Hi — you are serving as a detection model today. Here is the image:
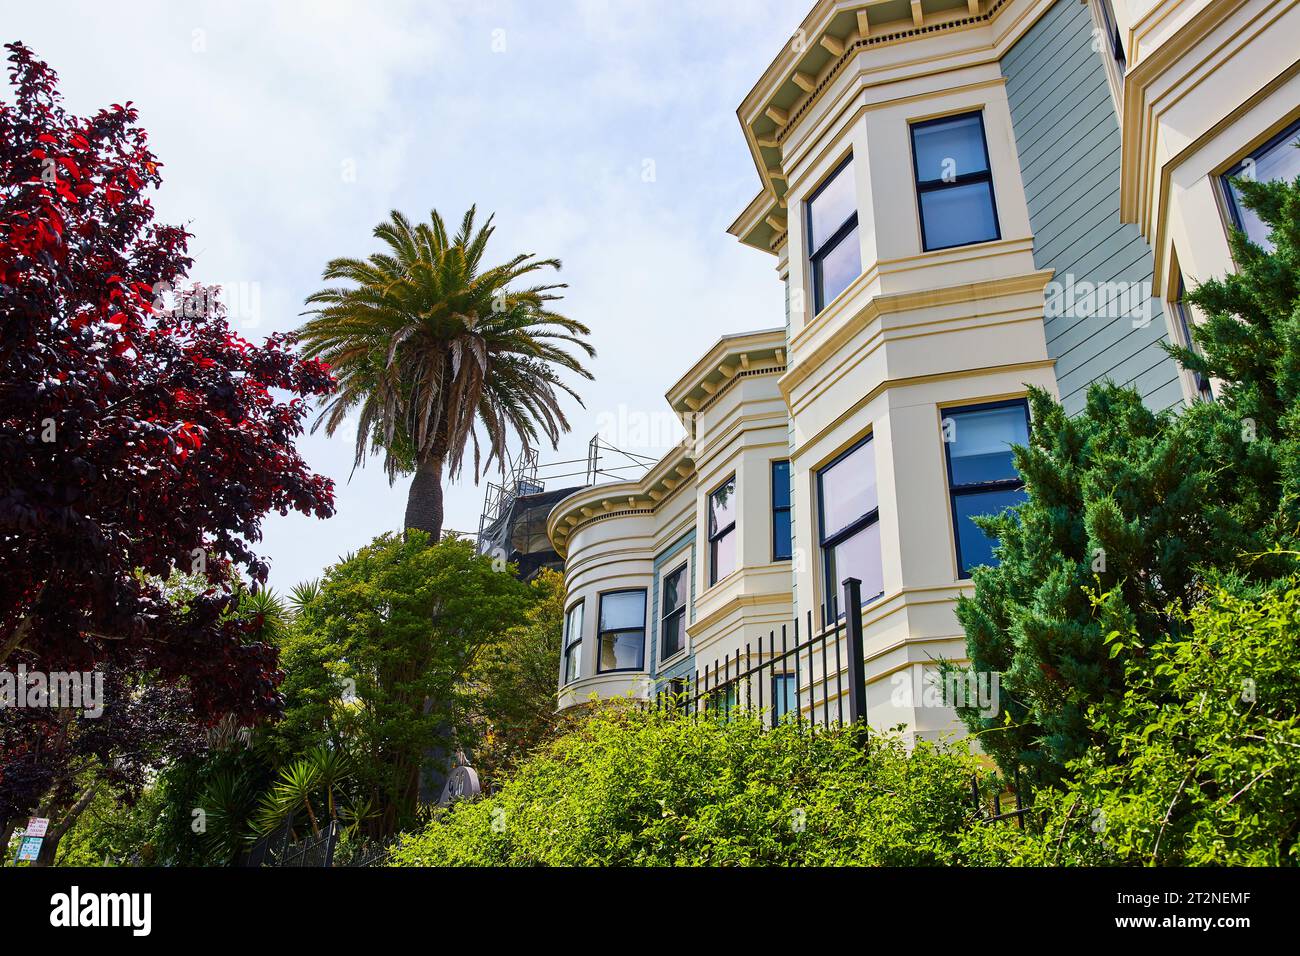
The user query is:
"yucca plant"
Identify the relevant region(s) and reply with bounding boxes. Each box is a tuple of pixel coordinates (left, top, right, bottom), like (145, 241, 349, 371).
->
(297, 207, 595, 537)
(198, 768, 260, 866)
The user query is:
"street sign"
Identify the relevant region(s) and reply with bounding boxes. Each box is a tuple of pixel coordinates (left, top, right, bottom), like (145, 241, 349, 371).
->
(16, 836, 42, 862)
(25, 817, 49, 838)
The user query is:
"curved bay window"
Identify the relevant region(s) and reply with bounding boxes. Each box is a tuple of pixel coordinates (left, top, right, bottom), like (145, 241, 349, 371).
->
(942, 400, 1030, 578)
(562, 600, 584, 685)
(597, 589, 646, 673)
(817, 435, 883, 617)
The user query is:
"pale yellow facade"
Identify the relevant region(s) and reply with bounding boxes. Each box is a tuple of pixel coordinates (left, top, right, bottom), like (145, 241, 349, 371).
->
(548, 0, 1299, 741)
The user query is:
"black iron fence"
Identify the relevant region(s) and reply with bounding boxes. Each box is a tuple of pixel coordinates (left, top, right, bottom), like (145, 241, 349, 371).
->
(245, 815, 338, 868)
(655, 577, 869, 731)
(655, 576, 1032, 828)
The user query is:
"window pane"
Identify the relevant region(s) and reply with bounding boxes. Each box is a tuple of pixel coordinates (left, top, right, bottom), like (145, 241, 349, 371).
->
(808, 158, 856, 250)
(945, 404, 1029, 486)
(774, 508, 792, 561)
(912, 115, 989, 184)
(564, 642, 582, 684)
(1228, 129, 1300, 250)
(709, 478, 736, 533)
(820, 439, 877, 539)
(772, 674, 797, 720)
(712, 529, 736, 582)
(919, 181, 998, 249)
(599, 631, 644, 671)
(662, 565, 686, 614)
(814, 224, 861, 309)
(600, 591, 644, 631)
(662, 609, 685, 658)
(772, 460, 791, 509)
(954, 487, 1027, 575)
(829, 520, 883, 604)
(564, 602, 584, 648)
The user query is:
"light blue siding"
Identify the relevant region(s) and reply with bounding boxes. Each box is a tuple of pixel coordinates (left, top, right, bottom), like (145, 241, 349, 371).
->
(1000, 0, 1182, 413)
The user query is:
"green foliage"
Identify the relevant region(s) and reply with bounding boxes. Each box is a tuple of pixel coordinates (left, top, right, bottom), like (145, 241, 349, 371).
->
(268, 532, 534, 833)
(461, 568, 573, 789)
(957, 167, 1300, 788)
(390, 706, 992, 866)
(966, 579, 1300, 866)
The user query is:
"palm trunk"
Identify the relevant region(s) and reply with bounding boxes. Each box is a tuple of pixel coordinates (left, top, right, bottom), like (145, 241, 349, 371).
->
(404, 457, 444, 540)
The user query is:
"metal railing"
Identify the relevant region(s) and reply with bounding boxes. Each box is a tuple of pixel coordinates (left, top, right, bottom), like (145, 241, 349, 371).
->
(655, 578, 869, 731)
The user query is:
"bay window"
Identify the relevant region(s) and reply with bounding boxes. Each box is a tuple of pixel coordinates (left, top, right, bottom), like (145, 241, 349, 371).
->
(942, 400, 1030, 578)
(1222, 119, 1300, 251)
(660, 563, 687, 660)
(597, 589, 646, 673)
(807, 156, 861, 313)
(772, 459, 792, 562)
(562, 600, 584, 685)
(817, 436, 883, 616)
(910, 112, 999, 251)
(708, 477, 737, 585)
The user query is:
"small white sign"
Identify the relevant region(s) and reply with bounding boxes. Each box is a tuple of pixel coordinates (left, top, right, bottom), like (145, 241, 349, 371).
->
(26, 817, 50, 837)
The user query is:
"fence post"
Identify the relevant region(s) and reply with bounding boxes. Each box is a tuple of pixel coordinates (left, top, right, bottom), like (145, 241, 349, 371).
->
(323, 818, 339, 867)
(841, 577, 867, 732)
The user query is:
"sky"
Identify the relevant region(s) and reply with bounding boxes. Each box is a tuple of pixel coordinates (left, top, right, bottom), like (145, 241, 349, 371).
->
(6, 0, 799, 590)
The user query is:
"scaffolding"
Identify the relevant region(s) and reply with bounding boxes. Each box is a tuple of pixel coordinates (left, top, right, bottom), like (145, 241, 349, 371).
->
(474, 436, 657, 578)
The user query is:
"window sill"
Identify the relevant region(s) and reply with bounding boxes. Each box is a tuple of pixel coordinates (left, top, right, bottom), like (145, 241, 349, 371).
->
(657, 648, 689, 671)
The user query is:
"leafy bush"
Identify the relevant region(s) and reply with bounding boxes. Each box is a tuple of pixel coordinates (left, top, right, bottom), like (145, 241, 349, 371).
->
(964, 579, 1300, 866)
(390, 706, 994, 867)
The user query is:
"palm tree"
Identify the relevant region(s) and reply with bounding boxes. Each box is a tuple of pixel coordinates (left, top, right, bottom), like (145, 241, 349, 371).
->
(297, 207, 595, 538)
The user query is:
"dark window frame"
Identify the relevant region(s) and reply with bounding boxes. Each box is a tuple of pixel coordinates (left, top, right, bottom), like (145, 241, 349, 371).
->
(562, 599, 584, 685)
(816, 434, 882, 618)
(1097, 0, 1126, 74)
(772, 459, 793, 562)
(941, 398, 1030, 579)
(772, 672, 797, 721)
(909, 111, 1001, 253)
(1220, 117, 1300, 245)
(595, 588, 646, 674)
(1173, 273, 1213, 401)
(659, 562, 688, 661)
(708, 475, 737, 586)
(806, 154, 860, 314)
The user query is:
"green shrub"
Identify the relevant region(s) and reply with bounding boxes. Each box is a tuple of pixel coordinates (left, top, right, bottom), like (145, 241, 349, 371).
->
(966, 579, 1300, 866)
(389, 705, 994, 867)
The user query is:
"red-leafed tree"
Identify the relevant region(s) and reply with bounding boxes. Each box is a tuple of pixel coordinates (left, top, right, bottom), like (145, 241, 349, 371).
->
(0, 43, 335, 842)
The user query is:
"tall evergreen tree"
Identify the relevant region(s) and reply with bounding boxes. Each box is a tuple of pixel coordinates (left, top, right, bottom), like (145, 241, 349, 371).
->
(957, 161, 1300, 787)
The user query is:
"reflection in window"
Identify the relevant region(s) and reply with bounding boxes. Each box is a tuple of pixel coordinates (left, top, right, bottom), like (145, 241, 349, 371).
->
(910, 112, 999, 251)
(1222, 120, 1300, 252)
(660, 563, 687, 660)
(818, 436, 883, 616)
(708, 477, 737, 585)
(772, 673, 797, 722)
(562, 601, 584, 684)
(597, 589, 646, 673)
(942, 401, 1030, 577)
(807, 156, 861, 312)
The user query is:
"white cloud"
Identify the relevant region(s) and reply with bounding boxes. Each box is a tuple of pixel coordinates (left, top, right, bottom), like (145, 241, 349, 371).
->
(7, 0, 800, 587)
